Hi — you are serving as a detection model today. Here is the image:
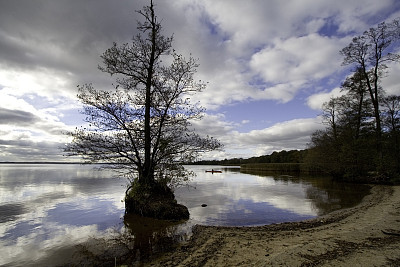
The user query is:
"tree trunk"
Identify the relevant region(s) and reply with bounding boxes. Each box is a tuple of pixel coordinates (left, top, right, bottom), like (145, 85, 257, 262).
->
(362, 65, 382, 162)
(143, 0, 157, 185)
(372, 56, 383, 161)
(355, 79, 364, 140)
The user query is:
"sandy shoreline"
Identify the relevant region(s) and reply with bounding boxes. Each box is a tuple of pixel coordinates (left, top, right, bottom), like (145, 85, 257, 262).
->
(145, 185, 400, 266)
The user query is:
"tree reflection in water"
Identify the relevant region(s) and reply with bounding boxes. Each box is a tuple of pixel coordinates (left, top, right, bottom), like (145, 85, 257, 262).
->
(123, 214, 187, 260)
(73, 215, 187, 266)
(241, 169, 370, 216)
(304, 180, 370, 216)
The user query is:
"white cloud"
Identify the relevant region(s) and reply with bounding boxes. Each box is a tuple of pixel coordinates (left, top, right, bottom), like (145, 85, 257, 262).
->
(190, 113, 235, 137)
(306, 58, 400, 112)
(0, 90, 75, 161)
(236, 117, 323, 144)
(382, 62, 400, 96)
(306, 87, 344, 110)
(249, 34, 345, 101)
(196, 116, 324, 159)
(172, 0, 382, 106)
(201, 0, 396, 49)
(0, 66, 78, 102)
(259, 81, 307, 103)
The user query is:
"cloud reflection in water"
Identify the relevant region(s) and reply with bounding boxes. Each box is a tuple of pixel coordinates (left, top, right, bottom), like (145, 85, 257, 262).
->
(176, 166, 317, 226)
(0, 164, 369, 266)
(0, 164, 125, 266)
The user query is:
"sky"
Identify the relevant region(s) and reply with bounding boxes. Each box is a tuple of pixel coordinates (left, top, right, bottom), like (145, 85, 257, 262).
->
(1, 0, 400, 162)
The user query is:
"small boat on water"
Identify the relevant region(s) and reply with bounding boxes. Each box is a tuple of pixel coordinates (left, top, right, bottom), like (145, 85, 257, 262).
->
(205, 169, 222, 173)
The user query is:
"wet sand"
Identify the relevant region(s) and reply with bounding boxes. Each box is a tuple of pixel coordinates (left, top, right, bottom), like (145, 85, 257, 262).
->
(145, 185, 400, 266)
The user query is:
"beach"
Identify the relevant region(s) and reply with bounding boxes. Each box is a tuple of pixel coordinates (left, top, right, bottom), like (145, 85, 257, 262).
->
(145, 185, 400, 266)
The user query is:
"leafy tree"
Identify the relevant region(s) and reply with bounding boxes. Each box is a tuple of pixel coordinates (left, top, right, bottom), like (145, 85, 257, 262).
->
(65, 1, 221, 219)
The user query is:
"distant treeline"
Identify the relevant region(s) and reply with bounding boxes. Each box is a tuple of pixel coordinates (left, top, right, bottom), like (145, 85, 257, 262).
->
(240, 162, 322, 175)
(191, 149, 309, 165)
(0, 162, 83, 164)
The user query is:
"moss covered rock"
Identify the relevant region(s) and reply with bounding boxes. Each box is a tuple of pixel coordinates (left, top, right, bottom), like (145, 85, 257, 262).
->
(125, 182, 189, 221)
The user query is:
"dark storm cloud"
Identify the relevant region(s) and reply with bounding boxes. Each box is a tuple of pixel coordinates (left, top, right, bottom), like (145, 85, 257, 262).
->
(0, 138, 59, 150)
(0, 138, 65, 161)
(0, 108, 40, 126)
(0, 0, 143, 74)
(0, 107, 67, 137)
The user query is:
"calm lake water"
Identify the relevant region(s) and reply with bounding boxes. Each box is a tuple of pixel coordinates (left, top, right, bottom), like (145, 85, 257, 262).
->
(0, 164, 369, 266)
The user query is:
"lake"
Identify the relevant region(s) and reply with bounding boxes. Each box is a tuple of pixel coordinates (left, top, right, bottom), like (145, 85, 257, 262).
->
(0, 164, 369, 266)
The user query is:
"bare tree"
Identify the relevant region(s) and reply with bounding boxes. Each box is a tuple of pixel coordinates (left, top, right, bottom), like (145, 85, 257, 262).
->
(65, 1, 221, 219)
(383, 95, 400, 132)
(321, 97, 341, 142)
(382, 95, 400, 171)
(340, 68, 373, 140)
(340, 18, 400, 158)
